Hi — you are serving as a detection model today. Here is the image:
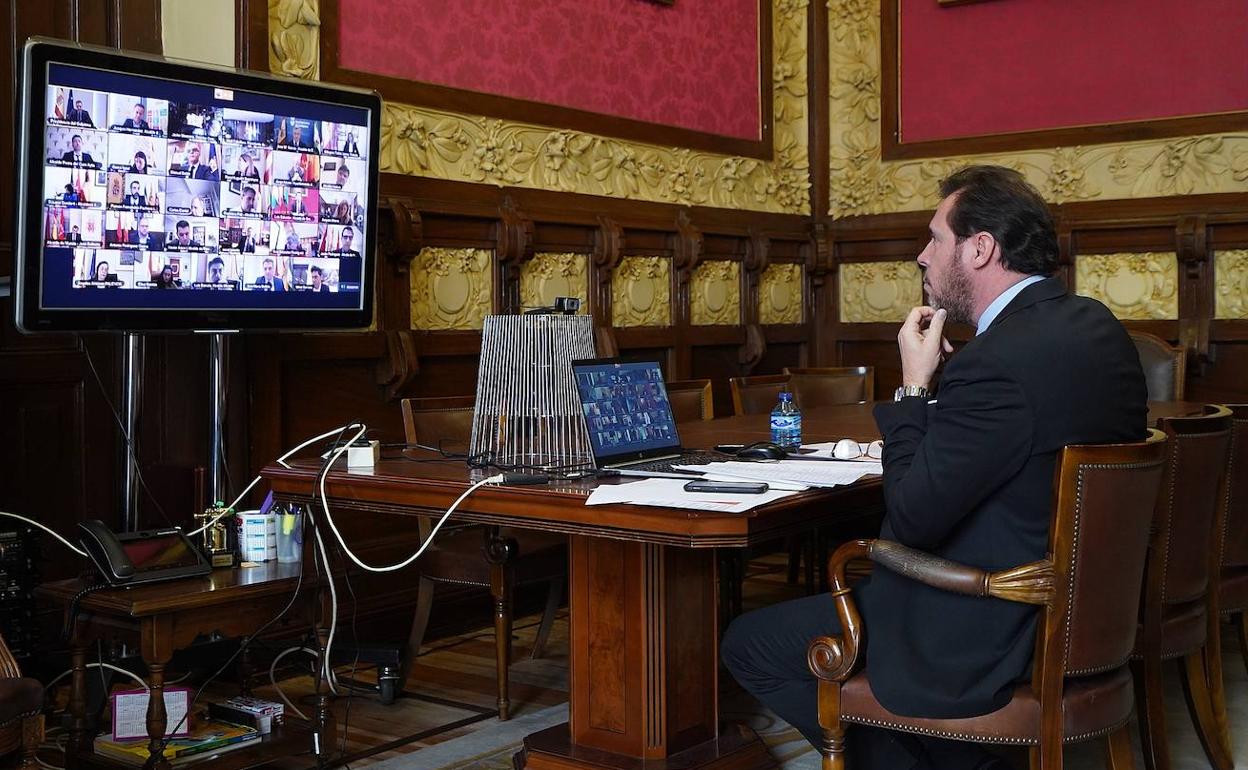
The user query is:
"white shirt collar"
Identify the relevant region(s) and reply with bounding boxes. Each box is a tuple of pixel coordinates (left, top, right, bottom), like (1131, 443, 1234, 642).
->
(976, 275, 1046, 335)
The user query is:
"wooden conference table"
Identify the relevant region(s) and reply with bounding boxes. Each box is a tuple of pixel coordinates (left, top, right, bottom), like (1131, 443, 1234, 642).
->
(262, 401, 1198, 770)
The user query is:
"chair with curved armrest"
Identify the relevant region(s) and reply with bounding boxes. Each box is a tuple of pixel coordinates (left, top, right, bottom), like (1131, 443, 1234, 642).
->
(0, 631, 41, 769)
(1127, 331, 1186, 401)
(665, 378, 714, 423)
(1133, 405, 1234, 770)
(399, 396, 567, 721)
(1217, 404, 1248, 678)
(729, 374, 790, 416)
(808, 430, 1168, 770)
(783, 366, 875, 407)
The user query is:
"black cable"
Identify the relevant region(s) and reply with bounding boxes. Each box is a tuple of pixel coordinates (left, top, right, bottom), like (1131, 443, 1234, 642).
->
(335, 541, 361, 767)
(62, 581, 107, 642)
(81, 343, 176, 529)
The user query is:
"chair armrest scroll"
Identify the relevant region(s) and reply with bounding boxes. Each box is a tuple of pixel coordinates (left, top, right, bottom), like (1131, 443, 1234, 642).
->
(808, 539, 872, 683)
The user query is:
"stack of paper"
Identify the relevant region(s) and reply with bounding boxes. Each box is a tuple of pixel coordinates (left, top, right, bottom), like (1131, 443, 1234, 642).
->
(585, 478, 797, 513)
(674, 460, 882, 488)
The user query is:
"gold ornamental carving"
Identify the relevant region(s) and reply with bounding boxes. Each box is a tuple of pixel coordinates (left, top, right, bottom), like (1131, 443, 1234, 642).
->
(520, 252, 589, 314)
(611, 257, 672, 327)
(1074, 252, 1178, 321)
(827, 0, 1248, 217)
(839, 261, 922, 322)
(690, 261, 741, 326)
(269, 0, 320, 80)
(1214, 249, 1248, 319)
(409, 247, 494, 330)
(759, 262, 803, 325)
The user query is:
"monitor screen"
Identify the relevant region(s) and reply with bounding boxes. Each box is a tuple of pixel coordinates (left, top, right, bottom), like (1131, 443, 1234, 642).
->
(15, 38, 381, 332)
(571, 359, 682, 462)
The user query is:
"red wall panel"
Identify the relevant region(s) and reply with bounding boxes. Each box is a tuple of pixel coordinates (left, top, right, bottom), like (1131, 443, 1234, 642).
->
(900, 0, 1248, 143)
(339, 0, 761, 141)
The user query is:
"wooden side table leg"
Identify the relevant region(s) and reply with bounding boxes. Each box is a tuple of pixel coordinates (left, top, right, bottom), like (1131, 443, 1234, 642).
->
(68, 634, 90, 755)
(143, 661, 171, 770)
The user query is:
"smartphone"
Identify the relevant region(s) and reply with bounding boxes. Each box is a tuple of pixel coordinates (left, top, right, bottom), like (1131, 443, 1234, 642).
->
(683, 480, 769, 494)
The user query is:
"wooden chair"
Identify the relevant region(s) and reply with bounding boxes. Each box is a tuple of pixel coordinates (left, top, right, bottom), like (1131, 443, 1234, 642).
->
(784, 366, 875, 406)
(665, 378, 714, 423)
(1217, 404, 1248, 679)
(1133, 405, 1234, 770)
(1128, 331, 1186, 401)
(808, 429, 1168, 770)
(399, 396, 567, 721)
(729, 374, 790, 416)
(0, 631, 41, 769)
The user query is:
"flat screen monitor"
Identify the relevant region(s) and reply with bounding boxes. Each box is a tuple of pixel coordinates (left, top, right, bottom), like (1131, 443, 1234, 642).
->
(14, 38, 381, 332)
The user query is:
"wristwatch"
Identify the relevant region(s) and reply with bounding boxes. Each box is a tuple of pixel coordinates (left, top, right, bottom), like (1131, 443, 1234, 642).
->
(894, 385, 930, 401)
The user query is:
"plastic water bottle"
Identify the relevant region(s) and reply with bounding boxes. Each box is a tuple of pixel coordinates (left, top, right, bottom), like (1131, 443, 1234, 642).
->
(770, 391, 802, 449)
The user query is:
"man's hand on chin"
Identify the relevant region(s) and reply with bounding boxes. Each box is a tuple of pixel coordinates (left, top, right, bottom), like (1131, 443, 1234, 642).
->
(897, 305, 953, 390)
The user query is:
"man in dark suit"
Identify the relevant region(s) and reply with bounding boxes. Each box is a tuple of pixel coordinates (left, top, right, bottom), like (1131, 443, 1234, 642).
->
(184, 145, 218, 181)
(337, 226, 360, 258)
(123, 181, 147, 209)
(68, 225, 82, 243)
(60, 135, 97, 166)
(127, 218, 165, 250)
(254, 257, 285, 291)
(720, 166, 1147, 770)
(67, 99, 94, 127)
(121, 103, 149, 131)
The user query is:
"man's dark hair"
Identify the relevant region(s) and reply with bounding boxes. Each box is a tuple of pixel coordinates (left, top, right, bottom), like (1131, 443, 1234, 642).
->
(311, 266, 323, 276)
(176, 220, 190, 230)
(939, 165, 1058, 276)
(208, 257, 225, 269)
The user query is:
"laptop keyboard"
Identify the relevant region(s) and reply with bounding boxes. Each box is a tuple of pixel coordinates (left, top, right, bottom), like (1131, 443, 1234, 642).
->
(620, 452, 722, 474)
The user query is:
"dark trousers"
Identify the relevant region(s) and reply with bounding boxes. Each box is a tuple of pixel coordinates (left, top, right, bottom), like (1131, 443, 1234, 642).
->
(720, 592, 1008, 770)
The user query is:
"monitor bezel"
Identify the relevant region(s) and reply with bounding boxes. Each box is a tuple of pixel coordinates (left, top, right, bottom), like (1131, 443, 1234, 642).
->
(15, 37, 382, 333)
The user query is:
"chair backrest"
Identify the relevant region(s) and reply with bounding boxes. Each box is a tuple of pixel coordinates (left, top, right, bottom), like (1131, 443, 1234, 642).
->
(1150, 405, 1232, 606)
(1218, 404, 1248, 570)
(400, 396, 475, 449)
(729, 374, 790, 416)
(1128, 331, 1186, 401)
(1037, 430, 1168, 681)
(665, 379, 713, 422)
(784, 366, 874, 406)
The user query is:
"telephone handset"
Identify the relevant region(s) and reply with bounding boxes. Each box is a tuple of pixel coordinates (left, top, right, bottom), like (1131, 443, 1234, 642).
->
(78, 520, 211, 586)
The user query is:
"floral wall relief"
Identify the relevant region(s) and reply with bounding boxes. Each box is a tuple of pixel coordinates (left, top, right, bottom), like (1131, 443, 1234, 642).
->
(520, 252, 589, 313)
(409, 248, 494, 330)
(1214, 249, 1248, 319)
(612, 257, 672, 327)
(759, 262, 804, 325)
(1074, 253, 1178, 321)
(826, 0, 1248, 218)
(690, 261, 742, 326)
(838, 261, 921, 322)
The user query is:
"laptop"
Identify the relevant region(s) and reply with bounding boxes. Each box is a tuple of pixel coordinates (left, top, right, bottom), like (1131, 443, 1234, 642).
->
(571, 359, 719, 476)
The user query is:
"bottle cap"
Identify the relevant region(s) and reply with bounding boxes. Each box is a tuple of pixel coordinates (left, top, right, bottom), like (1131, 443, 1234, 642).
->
(779, 391, 793, 401)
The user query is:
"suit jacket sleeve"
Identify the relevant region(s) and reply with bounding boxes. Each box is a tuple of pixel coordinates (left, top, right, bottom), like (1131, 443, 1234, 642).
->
(871, 348, 1033, 551)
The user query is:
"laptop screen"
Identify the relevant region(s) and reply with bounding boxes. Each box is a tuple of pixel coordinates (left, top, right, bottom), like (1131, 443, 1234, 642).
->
(571, 359, 683, 465)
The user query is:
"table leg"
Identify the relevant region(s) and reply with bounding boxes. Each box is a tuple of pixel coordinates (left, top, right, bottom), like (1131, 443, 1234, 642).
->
(67, 635, 90, 755)
(517, 536, 776, 770)
(140, 616, 174, 770)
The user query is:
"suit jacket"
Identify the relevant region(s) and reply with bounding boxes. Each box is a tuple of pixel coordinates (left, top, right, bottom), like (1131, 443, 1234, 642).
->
(124, 194, 147, 208)
(61, 151, 96, 165)
(189, 164, 218, 181)
(122, 118, 149, 130)
(862, 277, 1147, 719)
(254, 276, 286, 291)
(128, 231, 165, 250)
(68, 109, 94, 126)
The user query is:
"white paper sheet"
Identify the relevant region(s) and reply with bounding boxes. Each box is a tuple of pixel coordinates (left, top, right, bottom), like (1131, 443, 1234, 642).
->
(585, 478, 798, 513)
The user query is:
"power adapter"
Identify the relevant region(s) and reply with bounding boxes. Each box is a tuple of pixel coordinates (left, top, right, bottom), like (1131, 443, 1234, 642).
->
(498, 472, 551, 485)
(346, 440, 380, 469)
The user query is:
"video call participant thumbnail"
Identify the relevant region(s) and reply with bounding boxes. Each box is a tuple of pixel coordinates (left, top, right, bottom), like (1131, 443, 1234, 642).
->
(110, 100, 163, 134)
(151, 264, 180, 289)
(253, 257, 286, 291)
(170, 142, 220, 181)
(202, 256, 240, 290)
(56, 134, 100, 167)
(165, 219, 206, 252)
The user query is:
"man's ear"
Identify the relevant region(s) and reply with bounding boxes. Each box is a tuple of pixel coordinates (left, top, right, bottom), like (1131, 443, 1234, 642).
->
(968, 232, 998, 270)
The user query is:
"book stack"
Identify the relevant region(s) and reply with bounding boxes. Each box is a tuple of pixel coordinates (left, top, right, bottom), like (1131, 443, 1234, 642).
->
(93, 720, 259, 766)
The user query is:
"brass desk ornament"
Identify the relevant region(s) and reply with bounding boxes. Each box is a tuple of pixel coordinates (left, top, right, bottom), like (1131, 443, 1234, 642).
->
(196, 502, 235, 568)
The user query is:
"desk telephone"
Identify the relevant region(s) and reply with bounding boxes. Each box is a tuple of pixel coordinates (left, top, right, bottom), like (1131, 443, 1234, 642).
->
(78, 520, 211, 586)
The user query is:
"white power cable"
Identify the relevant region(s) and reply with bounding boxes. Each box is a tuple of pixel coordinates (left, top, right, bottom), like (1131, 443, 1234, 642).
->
(0, 510, 89, 557)
(45, 662, 149, 691)
(187, 422, 368, 538)
(268, 646, 316, 721)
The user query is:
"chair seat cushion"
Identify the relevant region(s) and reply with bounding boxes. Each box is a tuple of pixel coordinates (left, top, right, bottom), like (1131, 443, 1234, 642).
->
(0, 678, 42, 726)
(1131, 599, 1207, 660)
(419, 527, 566, 587)
(839, 666, 1133, 745)
(1222, 568, 1248, 614)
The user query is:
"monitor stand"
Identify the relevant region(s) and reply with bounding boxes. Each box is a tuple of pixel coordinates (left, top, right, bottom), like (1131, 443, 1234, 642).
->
(121, 332, 143, 532)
